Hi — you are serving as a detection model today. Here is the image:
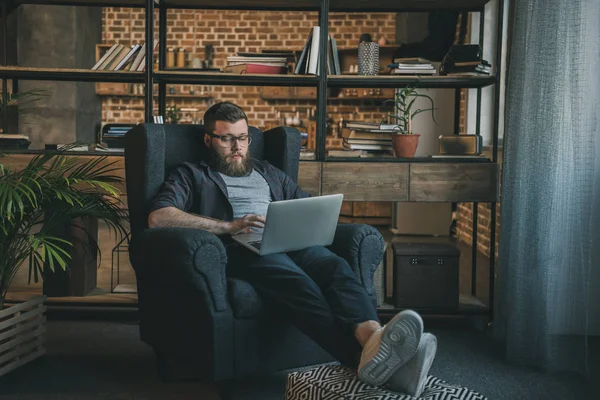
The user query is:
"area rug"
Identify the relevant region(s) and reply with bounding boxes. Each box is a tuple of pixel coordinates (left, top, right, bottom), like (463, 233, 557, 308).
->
(285, 365, 487, 400)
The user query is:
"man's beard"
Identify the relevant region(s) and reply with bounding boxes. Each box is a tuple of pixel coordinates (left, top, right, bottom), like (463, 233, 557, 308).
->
(207, 147, 253, 177)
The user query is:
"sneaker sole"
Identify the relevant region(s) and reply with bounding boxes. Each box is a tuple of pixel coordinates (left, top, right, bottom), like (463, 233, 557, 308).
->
(409, 333, 438, 397)
(358, 310, 423, 387)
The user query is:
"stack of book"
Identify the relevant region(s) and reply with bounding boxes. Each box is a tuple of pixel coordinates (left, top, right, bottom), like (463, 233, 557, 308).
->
(92, 40, 158, 72)
(439, 44, 492, 76)
(388, 58, 437, 75)
(294, 26, 341, 76)
(224, 52, 291, 74)
(333, 121, 396, 157)
(99, 124, 135, 149)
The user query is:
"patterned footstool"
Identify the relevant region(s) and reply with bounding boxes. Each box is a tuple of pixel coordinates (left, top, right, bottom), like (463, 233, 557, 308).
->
(285, 365, 487, 400)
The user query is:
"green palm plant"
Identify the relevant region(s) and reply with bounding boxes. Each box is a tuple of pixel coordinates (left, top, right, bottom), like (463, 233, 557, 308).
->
(0, 144, 128, 309)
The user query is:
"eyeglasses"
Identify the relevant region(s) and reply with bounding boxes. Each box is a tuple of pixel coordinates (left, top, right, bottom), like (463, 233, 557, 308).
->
(206, 132, 252, 147)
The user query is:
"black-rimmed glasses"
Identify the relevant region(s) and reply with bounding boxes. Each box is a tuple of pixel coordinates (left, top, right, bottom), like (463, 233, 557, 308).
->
(206, 132, 252, 147)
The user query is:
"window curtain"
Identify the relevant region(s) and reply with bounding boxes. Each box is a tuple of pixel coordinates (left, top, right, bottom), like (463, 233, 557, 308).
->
(494, 0, 600, 376)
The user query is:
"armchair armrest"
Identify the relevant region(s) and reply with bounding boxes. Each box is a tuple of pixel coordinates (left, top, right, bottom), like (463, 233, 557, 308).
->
(328, 224, 385, 298)
(263, 126, 302, 182)
(140, 227, 229, 312)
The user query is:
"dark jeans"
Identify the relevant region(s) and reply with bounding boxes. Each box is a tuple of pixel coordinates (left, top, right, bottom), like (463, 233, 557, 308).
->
(226, 244, 379, 367)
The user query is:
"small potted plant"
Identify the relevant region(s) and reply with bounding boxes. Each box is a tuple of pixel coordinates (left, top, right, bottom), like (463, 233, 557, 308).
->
(386, 84, 437, 158)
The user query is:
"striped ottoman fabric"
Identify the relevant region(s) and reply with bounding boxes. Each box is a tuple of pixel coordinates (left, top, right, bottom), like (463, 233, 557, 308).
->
(285, 365, 487, 400)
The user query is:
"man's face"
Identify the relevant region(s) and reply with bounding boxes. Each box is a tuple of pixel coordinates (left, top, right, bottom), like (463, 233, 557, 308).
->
(204, 119, 252, 177)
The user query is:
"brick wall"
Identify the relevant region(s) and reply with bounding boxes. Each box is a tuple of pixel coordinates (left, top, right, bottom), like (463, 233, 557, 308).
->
(101, 8, 396, 148)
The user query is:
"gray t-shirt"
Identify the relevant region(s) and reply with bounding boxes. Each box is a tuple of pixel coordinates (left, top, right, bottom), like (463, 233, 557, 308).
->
(219, 169, 272, 220)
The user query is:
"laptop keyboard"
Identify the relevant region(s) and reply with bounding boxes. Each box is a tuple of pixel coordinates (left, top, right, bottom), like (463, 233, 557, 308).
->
(247, 240, 262, 250)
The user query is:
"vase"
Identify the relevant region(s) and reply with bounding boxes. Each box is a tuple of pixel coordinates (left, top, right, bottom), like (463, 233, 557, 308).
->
(392, 134, 420, 158)
(358, 42, 379, 75)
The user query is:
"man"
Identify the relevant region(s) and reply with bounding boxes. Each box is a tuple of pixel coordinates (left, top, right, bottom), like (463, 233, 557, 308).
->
(148, 101, 437, 396)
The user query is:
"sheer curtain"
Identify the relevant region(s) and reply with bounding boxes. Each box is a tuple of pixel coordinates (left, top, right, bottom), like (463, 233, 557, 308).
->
(494, 0, 600, 375)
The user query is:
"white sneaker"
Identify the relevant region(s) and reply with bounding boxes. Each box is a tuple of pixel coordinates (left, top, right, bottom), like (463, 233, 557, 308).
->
(386, 333, 437, 398)
(357, 310, 423, 387)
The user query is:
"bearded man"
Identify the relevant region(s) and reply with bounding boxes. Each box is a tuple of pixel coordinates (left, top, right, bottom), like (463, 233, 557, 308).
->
(147, 101, 437, 397)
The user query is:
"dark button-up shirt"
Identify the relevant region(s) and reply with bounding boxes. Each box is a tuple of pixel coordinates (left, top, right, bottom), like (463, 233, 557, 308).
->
(149, 159, 309, 225)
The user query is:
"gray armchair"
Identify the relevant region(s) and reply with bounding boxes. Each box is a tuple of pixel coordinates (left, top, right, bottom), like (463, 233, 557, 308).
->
(124, 123, 385, 381)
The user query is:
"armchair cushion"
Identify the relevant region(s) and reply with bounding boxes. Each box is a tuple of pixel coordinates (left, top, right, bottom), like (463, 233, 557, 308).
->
(227, 278, 263, 319)
(141, 227, 229, 312)
(328, 224, 385, 300)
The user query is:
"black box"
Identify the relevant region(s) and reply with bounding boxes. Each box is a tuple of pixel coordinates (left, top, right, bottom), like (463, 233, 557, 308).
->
(392, 242, 460, 310)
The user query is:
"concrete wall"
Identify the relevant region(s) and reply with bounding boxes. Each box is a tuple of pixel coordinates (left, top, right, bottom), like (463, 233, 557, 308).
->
(17, 5, 101, 148)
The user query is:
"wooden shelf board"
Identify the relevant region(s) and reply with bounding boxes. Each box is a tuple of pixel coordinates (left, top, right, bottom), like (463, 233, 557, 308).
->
(154, 70, 318, 87)
(328, 74, 496, 89)
(325, 156, 493, 163)
(96, 91, 214, 99)
(163, 0, 321, 10)
(329, 0, 491, 12)
(261, 96, 392, 101)
(377, 295, 488, 316)
(10, 0, 146, 9)
(5, 286, 138, 307)
(0, 66, 145, 83)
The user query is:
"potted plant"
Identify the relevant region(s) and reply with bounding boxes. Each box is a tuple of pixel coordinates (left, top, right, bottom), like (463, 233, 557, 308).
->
(0, 88, 52, 137)
(0, 145, 128, 375)
(386, 84, 437, 158)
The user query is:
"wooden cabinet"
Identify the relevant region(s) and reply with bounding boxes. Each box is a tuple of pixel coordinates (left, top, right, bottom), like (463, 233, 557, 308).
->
(321, 162, 409, 201)
(409, 163, 499, 202)
(298, 161, 321, 196)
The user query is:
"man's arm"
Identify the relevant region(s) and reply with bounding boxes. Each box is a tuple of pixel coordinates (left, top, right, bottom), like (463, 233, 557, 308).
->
(148, 206, 265, 236)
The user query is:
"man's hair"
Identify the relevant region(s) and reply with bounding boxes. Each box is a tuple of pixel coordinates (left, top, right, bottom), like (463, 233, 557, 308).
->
(203, 101, 248, 133)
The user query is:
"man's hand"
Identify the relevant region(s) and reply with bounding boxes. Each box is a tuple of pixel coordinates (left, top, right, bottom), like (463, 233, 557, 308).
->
(228, 214, 266, 235)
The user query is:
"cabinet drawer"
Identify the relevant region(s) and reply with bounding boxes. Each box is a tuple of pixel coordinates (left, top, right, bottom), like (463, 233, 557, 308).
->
(322, 163, 408, 201)
(409, 163, 499, 202)
(298, 161, 321, 196)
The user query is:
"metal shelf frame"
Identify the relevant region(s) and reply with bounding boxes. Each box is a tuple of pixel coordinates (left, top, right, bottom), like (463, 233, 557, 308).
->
(0, 0, 504, 321)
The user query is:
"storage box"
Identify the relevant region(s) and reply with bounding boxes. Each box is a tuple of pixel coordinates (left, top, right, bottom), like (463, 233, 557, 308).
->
(392, 242, 459, 310)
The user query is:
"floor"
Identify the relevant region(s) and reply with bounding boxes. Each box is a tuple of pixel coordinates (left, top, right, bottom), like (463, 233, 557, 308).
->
(0, 310, 593, 400)
(1, 224, 596, 399)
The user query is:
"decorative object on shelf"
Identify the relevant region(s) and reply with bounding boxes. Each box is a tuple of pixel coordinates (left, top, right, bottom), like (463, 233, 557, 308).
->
(166, 105, 181, 124)
(358, 42, 379, 76)
(0, 88, 52, 135)
(0, 144, 128, 301)
(358, 33, 372, 44)
(166, 48, 175, 68)
(386, 84, 437, 158)
(439, 134, 483, 155)
(204, 44, 215, 70)
(377, 35, 388, 47)
(176, 48, 186, 68)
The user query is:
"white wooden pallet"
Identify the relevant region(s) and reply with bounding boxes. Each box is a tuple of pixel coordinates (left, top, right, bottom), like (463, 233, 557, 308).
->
(0, 295, 47, 378)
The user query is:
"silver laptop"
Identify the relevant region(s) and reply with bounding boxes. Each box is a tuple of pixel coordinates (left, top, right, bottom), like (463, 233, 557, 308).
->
(232, 194, 344, 255)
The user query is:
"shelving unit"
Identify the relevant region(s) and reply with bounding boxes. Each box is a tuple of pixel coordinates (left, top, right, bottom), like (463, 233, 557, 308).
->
(0, 0, 504, 320)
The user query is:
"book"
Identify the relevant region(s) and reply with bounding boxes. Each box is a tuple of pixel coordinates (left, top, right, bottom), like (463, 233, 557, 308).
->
(345, 121, 398, 131)
(307, 26, 320, 75)
(92, 43, 119, 70)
